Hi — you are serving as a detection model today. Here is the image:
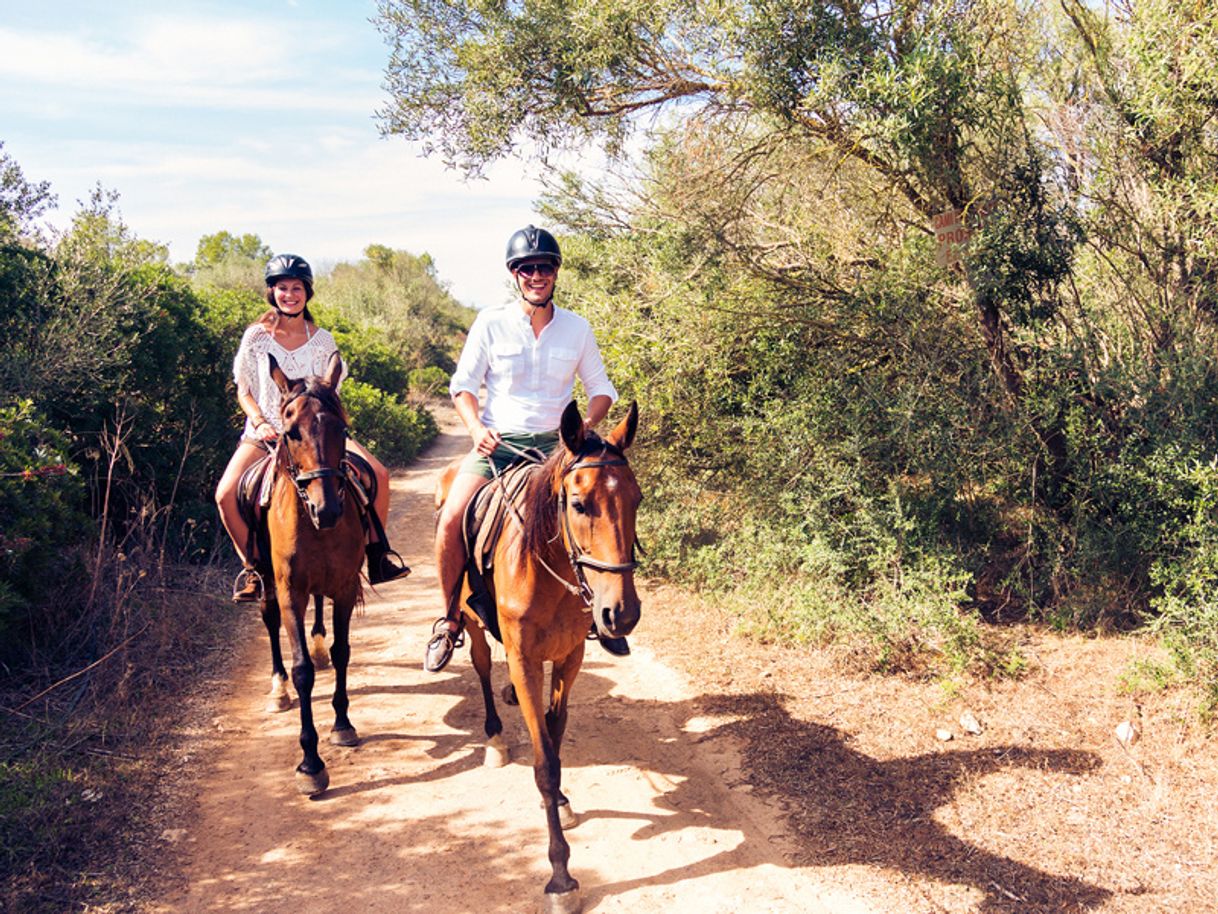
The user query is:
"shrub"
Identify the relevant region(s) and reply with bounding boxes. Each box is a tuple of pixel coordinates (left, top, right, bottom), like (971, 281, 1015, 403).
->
(1147, 458, 1218, 716)
(0, 401, 89, 646)
(341, 380, 437, 465)
(407, 365, 449, 399)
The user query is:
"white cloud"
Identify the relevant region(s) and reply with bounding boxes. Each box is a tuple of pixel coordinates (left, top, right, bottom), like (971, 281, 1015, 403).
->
(21, 133, 545, 309)
(0, 20, 377, 113)
(1, 5, 593, 310)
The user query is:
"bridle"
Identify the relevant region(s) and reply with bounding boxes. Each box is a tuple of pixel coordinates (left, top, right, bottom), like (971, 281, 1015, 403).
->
(558, 453, 641, 605)
(492, 440, 640, 606)
(275, 391, 349, 530)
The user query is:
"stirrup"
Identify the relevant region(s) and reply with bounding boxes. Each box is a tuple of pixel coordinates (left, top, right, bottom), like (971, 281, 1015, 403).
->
(232, 565, 264, 603)
(368, 546, 411, 584)
(424, 618, 465, 673)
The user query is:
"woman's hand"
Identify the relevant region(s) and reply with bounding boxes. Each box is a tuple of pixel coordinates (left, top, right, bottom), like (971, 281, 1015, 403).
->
(254, 418, 278, 442)
(471, 424, 502, 456)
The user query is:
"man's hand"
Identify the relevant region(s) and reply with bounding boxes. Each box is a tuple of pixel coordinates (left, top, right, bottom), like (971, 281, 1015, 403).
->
(471, 424, 502, 456)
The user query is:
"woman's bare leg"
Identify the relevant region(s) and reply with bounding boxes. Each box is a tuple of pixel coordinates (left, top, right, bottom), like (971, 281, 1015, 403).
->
(215, 441, 270, 565)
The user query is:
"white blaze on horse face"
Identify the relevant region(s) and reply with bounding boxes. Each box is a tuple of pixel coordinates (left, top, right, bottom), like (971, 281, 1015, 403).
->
(604, 476, 619, 492)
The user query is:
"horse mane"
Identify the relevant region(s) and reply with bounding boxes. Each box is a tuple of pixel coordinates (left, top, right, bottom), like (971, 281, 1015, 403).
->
(519, 431, 623, 558)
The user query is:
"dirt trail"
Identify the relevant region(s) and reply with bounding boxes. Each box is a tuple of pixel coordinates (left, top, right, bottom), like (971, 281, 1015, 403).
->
(151, 408, 872, 914)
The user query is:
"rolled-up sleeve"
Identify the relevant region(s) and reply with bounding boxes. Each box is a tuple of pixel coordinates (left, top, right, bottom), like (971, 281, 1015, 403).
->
(448, 313, 490, 399)
(576, 326, 618, 404)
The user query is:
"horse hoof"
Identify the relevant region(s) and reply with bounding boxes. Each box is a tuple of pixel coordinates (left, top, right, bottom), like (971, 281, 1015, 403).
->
(310, 637, 330, 670)
(295, 767, 329, 797)
(543, 888, 582, 914)
(484, 734, 509, 768)
(558, 803, 579, 830)
(330, 726, 359, 747)
(265, 694, 292, 713)
(501, 683, 519, 706)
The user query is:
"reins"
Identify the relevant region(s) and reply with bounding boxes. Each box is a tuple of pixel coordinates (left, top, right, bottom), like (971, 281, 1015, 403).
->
(490, 439, 639, 606)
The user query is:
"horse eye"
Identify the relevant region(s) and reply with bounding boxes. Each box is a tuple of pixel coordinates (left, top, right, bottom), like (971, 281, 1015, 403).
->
(286, 426, 301, 441)
(570, 500, 587, 515)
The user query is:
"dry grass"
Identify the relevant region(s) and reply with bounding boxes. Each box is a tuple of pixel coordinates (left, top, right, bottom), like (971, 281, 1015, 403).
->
(642, 582, 1218, 913)
(0, 558, 238, 914)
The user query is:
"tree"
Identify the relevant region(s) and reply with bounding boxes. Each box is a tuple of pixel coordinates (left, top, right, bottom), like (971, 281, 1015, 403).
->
(378, 0, 1218, 696)
(377, 0, 1078, 502)
(318, 243, 474, 372)
(0, 141, 55, 241)
(193, 230, 271, 270)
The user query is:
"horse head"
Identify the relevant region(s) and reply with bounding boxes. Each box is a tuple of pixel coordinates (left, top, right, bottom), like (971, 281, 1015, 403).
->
(557, 399, 642, 641)
(268, 351, 349, 530)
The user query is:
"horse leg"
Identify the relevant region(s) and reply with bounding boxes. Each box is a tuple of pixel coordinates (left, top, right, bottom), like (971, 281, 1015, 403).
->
(508, 655, 580, 912)
(309, 594, 330, 670)
(282, 591, 328, 796)
(328, 588, 359, 747)
(261, 596, 291, 713)
(545, 647, 585, 830)
(468, 625, 507, 767)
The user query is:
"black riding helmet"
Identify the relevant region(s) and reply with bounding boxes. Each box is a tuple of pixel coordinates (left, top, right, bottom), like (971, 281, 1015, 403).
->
(505, 225, 562, 271)
(265, 253, 314, 297)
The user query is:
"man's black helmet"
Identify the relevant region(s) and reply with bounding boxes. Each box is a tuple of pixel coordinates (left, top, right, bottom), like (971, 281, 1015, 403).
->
(505, 225, 562, 270)
(265, 253, 313, 288)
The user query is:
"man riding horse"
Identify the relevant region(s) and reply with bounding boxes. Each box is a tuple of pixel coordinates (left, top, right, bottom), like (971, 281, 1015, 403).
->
(424, 225, 629, 672)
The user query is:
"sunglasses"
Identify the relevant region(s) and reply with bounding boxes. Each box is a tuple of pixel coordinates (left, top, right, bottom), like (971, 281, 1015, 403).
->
(515, 262, 556, 277)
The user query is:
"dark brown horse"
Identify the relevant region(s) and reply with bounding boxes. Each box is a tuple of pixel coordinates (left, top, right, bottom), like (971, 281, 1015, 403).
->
(442, 400, 641, 914)
(260, 351, 365, 796)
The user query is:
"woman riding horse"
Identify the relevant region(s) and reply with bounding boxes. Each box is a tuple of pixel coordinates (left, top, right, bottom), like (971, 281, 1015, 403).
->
(214, 253, 409, 602)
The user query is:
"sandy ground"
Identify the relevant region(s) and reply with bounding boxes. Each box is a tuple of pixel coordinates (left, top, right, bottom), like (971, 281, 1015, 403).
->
(142, 405, 1218, 914)
(147, 408, 875, 914)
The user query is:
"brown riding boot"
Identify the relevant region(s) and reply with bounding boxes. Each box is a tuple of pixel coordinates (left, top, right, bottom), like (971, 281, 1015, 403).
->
(232, 565, 264, 603)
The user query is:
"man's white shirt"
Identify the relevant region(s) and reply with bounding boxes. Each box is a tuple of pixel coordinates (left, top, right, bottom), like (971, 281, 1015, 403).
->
(448, 304, 618, 433)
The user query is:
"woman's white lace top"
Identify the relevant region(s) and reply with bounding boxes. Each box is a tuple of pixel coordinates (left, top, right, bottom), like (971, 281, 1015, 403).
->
(232, 323, 348, 437)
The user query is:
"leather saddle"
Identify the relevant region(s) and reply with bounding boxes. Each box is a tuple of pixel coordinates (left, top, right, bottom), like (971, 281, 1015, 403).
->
(461, 463, 537, 642)
(236, 448, 379, 596)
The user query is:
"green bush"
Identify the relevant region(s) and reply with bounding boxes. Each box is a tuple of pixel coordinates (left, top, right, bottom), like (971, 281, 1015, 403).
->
(340, 330, 412, 394)
(407, 364, 449, 399)
(341, 379, 437, 465)
(0, 401, 89, 643)
(1146, 458, 1218, 716)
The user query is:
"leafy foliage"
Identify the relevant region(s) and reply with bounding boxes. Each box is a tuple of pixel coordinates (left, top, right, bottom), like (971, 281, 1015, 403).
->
(318, 244, 474, 372)
(380, 0, 1218, 693)
(193, 230, 272, 270)
(342, 379, 438, 465)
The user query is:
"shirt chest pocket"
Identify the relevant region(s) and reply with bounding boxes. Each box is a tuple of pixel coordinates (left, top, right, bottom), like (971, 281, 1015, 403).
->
(490, 343, 527, 383)
(547, 346, 579, 380)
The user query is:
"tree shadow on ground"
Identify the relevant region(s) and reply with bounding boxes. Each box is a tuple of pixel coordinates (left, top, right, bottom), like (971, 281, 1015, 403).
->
(437, 655, 1113, 914)
(695, 690, 1112, 913)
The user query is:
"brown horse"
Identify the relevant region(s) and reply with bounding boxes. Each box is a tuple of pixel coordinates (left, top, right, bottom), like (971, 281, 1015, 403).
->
(260, 351, 365, 796)
(441, 400, 641, 914)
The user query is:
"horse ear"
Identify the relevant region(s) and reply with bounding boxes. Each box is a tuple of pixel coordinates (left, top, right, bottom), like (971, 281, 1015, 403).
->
(559, 400, 584, 453)
(268, 353, 292, 395)
(604, 401, 638, 451)
(321, 351, 343, 389)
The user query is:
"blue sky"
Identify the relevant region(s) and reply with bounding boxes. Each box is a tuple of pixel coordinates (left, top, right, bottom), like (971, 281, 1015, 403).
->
(0, 0, 554, 309)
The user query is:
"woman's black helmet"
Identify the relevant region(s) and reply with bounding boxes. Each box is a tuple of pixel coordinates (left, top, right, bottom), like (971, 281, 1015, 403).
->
(265, 253, 314, 288)
(505, 225, 562, 270)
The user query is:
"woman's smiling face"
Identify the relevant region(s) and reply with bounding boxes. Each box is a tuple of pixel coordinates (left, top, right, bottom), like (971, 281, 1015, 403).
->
(272, 278, 308, 315)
